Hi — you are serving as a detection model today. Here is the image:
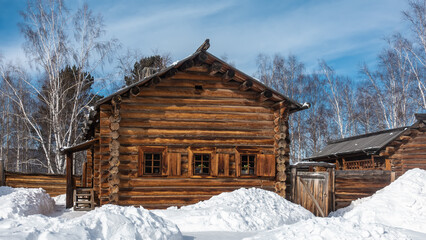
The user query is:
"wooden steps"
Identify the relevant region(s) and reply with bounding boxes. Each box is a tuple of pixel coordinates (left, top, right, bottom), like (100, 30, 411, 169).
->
(74, 187, 95, 211)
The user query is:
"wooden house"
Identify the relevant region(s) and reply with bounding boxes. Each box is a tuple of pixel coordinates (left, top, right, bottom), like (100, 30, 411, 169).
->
(61, 40, 309, 209)
(306, 113, 426, 178)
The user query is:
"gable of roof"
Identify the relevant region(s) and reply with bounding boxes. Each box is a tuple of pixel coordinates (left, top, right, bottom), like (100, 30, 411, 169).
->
(96, 40, 307, 112)
(306, 127, 409, 160)
(81, 40, 310, 140)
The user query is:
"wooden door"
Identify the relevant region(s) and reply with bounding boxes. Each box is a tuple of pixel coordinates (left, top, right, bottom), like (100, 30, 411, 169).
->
(293, 171, 330, 217)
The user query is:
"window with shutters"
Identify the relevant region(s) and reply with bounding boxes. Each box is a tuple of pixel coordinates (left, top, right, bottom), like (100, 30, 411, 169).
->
(193, 154, 210, 175)
(144, 153, 162, 175)
(241, 154, 256, 175)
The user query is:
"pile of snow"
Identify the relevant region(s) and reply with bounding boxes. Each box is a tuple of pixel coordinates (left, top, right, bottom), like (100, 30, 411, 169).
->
(245, 216, 412, 240)
(0, 205, 182, 240)
(0, 186, 55, 219)
(247, 168, 426, 240)
(331, 168, 426, 233)
(53, 193, 66, 205)
(153, 188, 313, 232)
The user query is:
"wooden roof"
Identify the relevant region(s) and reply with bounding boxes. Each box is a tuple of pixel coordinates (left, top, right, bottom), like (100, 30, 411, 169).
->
(80, 40, 309, 140)
(306, 113, 426, 161)
(306, 127, 408, 160)
(96, 40, 307, 111)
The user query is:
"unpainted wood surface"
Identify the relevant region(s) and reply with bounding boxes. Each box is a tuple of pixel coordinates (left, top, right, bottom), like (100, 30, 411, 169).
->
(5, 172, 81, 197)
(335, 170, 391, 209)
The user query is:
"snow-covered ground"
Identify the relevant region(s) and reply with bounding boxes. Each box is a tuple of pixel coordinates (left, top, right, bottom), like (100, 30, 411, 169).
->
(0, 168, 426, 240)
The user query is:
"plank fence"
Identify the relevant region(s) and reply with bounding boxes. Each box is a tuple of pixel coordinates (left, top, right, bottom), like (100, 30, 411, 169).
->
(2, 169, 81, 197)
(335, 170, 391, 209)
(290, 162, 393, 216)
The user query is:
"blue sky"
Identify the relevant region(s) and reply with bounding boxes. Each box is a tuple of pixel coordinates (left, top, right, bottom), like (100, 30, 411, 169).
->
(0, 0, 409, 80)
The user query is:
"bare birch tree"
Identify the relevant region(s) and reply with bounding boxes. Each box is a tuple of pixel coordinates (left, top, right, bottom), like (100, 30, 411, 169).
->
(14, 0, 118, 173)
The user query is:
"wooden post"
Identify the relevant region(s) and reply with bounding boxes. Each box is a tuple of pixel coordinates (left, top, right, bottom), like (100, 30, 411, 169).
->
(329, 167, 336, 212)
(342, 158, 346, 170)
(291, 167, 297, 202)
(385, 159, 391, 171)
(66, 152, 74, 208)
(0, 159, 5, 186)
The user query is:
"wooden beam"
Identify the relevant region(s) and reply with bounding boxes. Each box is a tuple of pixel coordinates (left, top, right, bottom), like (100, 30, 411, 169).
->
(0, 159, 5, 186)
(385, 158, 391, 171)
(222, 69, 235, 82)
(179, 59, 194, 71)
(258, 90, 273, 101)
(196, 52, 208, 64)
(386, 146, 395, 154)
(66, 153, 74, 208)
(209, 61, 222, 75)
(130, 86, 140, 96)
(400, 135, 412, 141)
(239, 80, 253, 91)
(61, 138, 99, 154)
(163, 68, 178, 79)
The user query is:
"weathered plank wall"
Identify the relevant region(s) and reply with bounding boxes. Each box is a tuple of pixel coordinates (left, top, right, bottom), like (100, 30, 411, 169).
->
(94, 66, 281, 207)
(5, 172, 81, 197)
(389, 131, 426, 178)
(335, 170, 391, 209)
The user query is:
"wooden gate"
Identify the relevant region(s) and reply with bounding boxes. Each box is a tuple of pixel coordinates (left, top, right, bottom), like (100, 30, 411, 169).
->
(290, 162, 335, 217)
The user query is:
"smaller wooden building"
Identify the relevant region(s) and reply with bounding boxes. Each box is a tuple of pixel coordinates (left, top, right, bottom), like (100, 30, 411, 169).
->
(306, 113, 426, 178)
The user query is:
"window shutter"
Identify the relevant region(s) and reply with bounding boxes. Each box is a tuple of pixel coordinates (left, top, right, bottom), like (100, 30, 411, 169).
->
(211, 153, 218, 176)
(138, 148, 144, 176)
(264, 154, 276, 177)
(256, 154, 276, 177)
(187, 147, 193, 177)
(235, 150, 241, 177)
(162, 149, 168, 176)
(256, 154, 265, 176)
(168, 153, 182, 176)
(218, 154, 230, 177)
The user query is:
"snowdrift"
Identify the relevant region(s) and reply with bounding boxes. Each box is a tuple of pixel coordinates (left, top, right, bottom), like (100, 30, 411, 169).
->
(0, 205, 182, 240)
(0, 186, 55, 219)
(153, 187, 314, 232)
(247, 168, 426, 239)
(331, 168, 426, 233)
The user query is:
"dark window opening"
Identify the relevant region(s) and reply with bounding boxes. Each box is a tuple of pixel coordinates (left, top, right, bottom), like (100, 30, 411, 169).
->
(241, 155, 255, 175)
(144, 153, 162, 175)
(194, 154, 210, 175)
(195, 85, 203, 91)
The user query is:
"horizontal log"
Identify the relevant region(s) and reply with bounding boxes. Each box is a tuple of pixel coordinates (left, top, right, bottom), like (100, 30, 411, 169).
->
(171, 71, 222, 81)
(118, 138, 274, 146)
(157, 79, 240, 90)
(118, 128, 274, 137)
(119, 119, 274, 130)
(116, 178, 274, 188)
(120, 111, 274, 121)
(120, 103, 272, 114)
(122, 96, 275, 108)
(136, 87, 258, 99)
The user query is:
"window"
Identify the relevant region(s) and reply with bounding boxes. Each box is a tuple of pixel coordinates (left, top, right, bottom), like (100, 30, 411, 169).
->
(241, 155, 255, 175)
(193, 154, 210, 175)
(144, 153, 162, 175)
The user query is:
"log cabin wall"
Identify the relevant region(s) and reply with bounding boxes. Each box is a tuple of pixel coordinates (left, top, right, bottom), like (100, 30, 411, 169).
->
(94, 66, 283, 208)
(385, 124, 426, 178)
